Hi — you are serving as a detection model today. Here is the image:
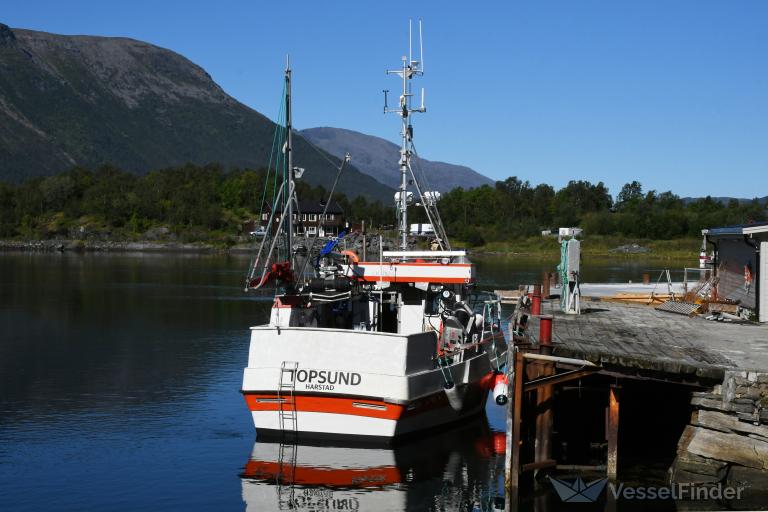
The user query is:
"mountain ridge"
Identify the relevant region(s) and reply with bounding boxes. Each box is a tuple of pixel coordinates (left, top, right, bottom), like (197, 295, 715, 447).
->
(300, 127, 494, 193)
(0, 23, 393, 201)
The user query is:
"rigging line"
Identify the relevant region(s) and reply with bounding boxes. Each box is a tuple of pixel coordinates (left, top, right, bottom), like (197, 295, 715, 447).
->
(413, 154, 450, 249)
(406, 160, 445, 251)
(274, 119, 286, 202)
(259, 82, 287, 217)
(300, 132, 352, 174)
(248, 180, 296, 290)
(272, 85, 288, 216)
(409, 141, 451, 251)
(409, 140, 435, 192)
(295, 154, 351, 282)
(246, 179, 290, 289)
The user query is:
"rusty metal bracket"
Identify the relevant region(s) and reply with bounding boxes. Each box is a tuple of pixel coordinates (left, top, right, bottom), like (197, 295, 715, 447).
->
(523, 368, 600, 392)
(521, 352, 601, 392)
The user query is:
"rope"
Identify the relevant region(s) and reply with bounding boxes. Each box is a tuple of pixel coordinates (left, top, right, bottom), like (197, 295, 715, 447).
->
(437, 356, 453, 387)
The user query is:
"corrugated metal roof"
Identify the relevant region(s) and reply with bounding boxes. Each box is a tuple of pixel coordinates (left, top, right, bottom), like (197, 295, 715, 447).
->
(707, 221, 768, 237)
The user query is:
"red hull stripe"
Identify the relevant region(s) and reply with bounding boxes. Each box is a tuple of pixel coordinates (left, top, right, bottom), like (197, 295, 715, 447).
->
(355, 276, 471, 283)
(244, 394, 405, 420)
(357, 262, 472, 267)
(244, 372, 497, 420)
(243, 460, 402, 486)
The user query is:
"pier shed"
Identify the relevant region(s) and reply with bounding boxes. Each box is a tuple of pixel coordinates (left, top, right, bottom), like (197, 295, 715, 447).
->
(704, 221, 768, 322)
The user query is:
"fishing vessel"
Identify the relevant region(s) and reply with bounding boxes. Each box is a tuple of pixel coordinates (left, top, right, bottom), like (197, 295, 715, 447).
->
(241, 23, 507, 441)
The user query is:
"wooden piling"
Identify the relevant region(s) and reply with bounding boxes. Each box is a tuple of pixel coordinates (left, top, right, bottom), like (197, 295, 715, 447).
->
(607, 385, 620, 481)
(542, 271, 551, 298)
(534, 377, 554, 468)
(534, 335, 554, 472)
(504, 350, 524, 499)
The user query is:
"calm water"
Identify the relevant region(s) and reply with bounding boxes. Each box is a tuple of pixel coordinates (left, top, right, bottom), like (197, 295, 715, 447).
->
(0, 253, 692, 511)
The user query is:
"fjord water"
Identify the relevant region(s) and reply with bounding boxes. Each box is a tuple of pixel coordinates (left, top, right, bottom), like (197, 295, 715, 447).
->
(0, 253, 687, 511)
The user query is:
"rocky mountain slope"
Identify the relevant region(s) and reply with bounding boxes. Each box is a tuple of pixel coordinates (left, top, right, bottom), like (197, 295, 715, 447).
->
(0, 23, 392, 201)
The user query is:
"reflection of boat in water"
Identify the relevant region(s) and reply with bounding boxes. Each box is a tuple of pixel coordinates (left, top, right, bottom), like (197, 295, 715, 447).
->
(241, 23, 507, 441)
(240, 418, 506, 511)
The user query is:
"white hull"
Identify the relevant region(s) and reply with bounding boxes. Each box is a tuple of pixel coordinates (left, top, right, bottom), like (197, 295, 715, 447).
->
(242, 326, 505, 440)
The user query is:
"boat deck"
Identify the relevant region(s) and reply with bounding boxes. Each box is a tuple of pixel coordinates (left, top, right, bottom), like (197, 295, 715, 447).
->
(522, 299, 768, 383)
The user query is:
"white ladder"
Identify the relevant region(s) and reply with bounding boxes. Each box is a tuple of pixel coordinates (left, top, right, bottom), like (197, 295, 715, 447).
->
(277, 361, 298, 434)
(276, 361, 298, 509)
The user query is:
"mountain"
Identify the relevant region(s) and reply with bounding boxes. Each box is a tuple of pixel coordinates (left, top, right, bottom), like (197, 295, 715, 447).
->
(0, 23, 392, 201)
(300, 127, 495, 193)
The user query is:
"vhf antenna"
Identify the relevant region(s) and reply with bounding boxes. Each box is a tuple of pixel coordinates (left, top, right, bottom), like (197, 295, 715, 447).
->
(384, 18, 426, 251)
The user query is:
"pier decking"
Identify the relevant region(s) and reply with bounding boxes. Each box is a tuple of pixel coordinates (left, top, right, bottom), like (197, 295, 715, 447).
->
(525, 299, 768, 383)
(501, 291, 768, 504)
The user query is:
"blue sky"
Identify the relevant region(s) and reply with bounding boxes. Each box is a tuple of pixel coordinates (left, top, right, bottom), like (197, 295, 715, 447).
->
(5, 1, 767, 198)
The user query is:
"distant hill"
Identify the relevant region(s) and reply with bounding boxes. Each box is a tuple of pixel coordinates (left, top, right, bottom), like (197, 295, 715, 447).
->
(301, 127, 494, 193)
(681, 196, 768, 206)
(0, 23, 392, 201)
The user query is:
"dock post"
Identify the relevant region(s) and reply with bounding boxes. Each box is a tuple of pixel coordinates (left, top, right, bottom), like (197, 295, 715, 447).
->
(606, 385, 620, 481)
(534, 372, 553, 468)
(504, 349, 524, 509)
(542, 271, 550, 298)
(534, 316, 554, 473)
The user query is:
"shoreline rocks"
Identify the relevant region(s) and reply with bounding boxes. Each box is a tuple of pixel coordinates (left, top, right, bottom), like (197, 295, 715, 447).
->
(609, 243, 650, 254)
(0, 239, 247, 253)
(670, 371, 768, 507)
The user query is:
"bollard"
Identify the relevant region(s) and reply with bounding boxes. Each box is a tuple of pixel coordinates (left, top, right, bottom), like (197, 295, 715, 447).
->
(539, 315, 553, 345)
(642, 272, 650, 285)
(542, 272, 551, 298)
(531, 293, 542, 316)
(533, 283, 542, 296)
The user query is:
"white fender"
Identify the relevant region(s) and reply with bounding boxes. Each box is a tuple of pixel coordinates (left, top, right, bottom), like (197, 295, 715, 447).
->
(444, 383, 465, 412)
(493, 373, 508, 405)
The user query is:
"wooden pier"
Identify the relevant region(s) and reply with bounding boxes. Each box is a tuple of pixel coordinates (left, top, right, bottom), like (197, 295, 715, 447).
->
(528, 298, 768, 382)
(500, 290, 768, 509)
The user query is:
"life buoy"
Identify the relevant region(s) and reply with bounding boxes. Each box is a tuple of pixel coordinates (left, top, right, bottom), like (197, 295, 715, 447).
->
(341, 250, 359, 264)
(744, 264, 753, 290)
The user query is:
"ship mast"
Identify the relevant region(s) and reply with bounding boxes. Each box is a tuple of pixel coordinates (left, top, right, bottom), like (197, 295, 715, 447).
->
(386, 20, 426, 251)
(285, 56, 294, 267)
